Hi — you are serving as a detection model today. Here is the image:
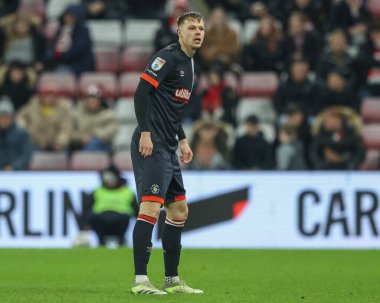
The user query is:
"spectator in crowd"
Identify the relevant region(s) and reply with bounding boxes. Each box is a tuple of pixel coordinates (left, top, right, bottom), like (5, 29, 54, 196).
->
(71, 85, 118, 152)
(88, 165, 138, 246)
(154, 0, 189, 53)
(188, 141, 230, 170)
(81, 0, 129, 20)
(0, 12, 45, 67)
(201, 66, 239, 126)
(309, 106, 364, 170)
(191, 119, 231, 162)
(233, 115, 272, 170)
(316, 29, 356, 89)
(44, 4, 94, 76)
(0, 61, 36, 111)
(318, 69, 359, 111)
(355, 22, 380, 96)
(0, 96, 32, 171)
(276, 123, 307, 170)
(329, 0, 369, 45)
(277, 103, 311, 166)
(199, 7, 240, 70)
(273, 59, 319, 117)
(16, 87, 73, 151)
(283, 11, 321, 70)
(0, 0, 20, 18)
(241, 15, 286, 73)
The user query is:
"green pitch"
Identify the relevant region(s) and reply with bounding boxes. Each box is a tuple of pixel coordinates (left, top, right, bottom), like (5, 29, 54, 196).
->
(1, 249, 379, 303)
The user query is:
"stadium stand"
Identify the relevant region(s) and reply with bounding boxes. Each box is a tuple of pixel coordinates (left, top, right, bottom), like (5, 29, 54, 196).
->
(236, 98, 276, 125)
(124, 19, 161, 47)
(70, 151, 110, 170)
(37, 73, 77, 98)
(121, 46, 152, 71)
(46, 0, 80, 20)
(240, 72, 279, 97)
(87, 20, 123, 48)
(362, 124, 380, 150)
(79, 72, 118, 99)
(361, 97, 380, 123)
(93, 46, 120, 73)
(29, 152, 68, 170)
(112, 150, 134, 171)
(114, 98, 136, 124)
(119, 72, 140, 97)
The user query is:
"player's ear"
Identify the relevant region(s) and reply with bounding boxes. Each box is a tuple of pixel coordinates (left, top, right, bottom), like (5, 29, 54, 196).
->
(177, 28, 182, 38)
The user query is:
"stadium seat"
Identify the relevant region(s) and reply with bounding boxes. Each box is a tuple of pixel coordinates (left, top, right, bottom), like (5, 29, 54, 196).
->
(113, 151, 134, 171)
(124, 19, 161, 47)
(236, 97, 276, 124)
(114, 98, 136, 123)
(119, 72, 140, 97)
(362, 124, 380, 150)
(360, 150, 380, 170)
(112, 124, 136, 151)
(240, 72, 279, 97)
(243, 20, 259, 44)
(19, 0, 45, 18)
(37, 73, 77, 98)
(46, 0, 80, 20)
(87, 20, 123, 48)
(29, 152, 68, 170)
(368, 0, 380, 17)
(361, 98, 380, 124)
(121, 46, 152, 72)
(79, 72, 118, 99)
(93, 46, 120, 73)
(70, 151, 110, 170)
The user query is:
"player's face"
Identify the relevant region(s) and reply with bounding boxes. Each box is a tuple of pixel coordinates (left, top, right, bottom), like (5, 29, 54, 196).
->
(179, 18, 205, 49)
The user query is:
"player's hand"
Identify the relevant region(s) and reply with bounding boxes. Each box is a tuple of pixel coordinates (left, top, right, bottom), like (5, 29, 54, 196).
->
(179, 139, 193, 164)
(139, 132, 153, 157)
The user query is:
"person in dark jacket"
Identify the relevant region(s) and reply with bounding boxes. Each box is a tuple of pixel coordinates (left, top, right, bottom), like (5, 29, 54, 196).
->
(88, 165, 139, 247)
(0, 96, 32, 171)
(44, 4, 94, 76)
(0, 61, 36, 111)
(273, 59, 319, 117)
(154, 0, 189, 53)
(0, 0, 20, 17)
(233, 115, 272, 170)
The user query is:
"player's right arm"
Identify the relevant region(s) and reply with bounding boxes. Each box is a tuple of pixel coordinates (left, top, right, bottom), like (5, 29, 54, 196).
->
(134, 80, 155, 157)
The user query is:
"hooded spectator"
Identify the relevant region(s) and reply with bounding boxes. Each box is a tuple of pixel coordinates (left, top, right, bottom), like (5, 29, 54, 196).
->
(45, 4, 94, 76)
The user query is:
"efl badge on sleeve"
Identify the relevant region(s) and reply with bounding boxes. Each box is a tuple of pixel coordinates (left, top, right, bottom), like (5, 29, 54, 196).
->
(151, 57, 166, 71)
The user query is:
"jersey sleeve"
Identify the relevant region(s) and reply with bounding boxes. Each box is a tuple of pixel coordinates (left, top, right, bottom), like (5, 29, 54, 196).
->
(140, 49, 174, 89)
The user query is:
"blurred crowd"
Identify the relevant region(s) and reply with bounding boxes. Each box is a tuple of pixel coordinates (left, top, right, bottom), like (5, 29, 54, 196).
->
(1, 0, 380, 171)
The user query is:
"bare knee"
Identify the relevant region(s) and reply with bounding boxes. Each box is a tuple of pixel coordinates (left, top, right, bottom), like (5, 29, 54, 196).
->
(166, 201, 188, 220)
(139, 202, 161, 219)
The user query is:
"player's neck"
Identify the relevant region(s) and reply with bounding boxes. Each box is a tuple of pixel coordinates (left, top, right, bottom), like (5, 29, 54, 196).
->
(179, 40, 196, 58)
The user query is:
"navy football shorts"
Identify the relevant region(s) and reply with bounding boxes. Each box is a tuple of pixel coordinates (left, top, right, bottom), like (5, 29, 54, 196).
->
(131, 137, 186, 205)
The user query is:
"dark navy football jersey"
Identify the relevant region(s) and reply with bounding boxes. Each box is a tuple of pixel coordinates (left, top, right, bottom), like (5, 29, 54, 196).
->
(137, 43, 194, 151)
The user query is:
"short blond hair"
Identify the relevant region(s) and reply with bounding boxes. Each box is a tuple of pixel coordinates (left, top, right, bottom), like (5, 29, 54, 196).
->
(177, 11, 204, 27)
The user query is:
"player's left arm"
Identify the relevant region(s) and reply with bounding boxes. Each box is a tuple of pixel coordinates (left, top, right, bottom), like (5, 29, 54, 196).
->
(178, 125, 193, 163)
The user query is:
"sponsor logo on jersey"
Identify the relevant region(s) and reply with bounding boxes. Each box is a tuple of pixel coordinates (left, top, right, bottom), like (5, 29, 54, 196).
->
(174, 88, 191, 103)
(151, 57, 166, 71)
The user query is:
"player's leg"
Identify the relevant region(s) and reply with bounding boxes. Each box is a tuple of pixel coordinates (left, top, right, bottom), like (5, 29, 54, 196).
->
(161, 153, 203, 294)
(130, 139, 170, 295)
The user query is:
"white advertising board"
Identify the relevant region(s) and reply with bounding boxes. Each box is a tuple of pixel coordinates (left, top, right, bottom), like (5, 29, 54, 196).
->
(0, 172, 380, 248)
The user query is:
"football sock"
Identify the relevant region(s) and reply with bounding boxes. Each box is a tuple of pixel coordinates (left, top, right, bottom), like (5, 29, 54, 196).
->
(135, 275, 149, 284)
(133, 214, 157, 275)
(165, 276, 180, 284)
(162, 218, 186, 277)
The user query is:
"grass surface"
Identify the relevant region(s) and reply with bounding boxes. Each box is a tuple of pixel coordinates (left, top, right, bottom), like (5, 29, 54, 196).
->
(1, 249, 379, 303)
